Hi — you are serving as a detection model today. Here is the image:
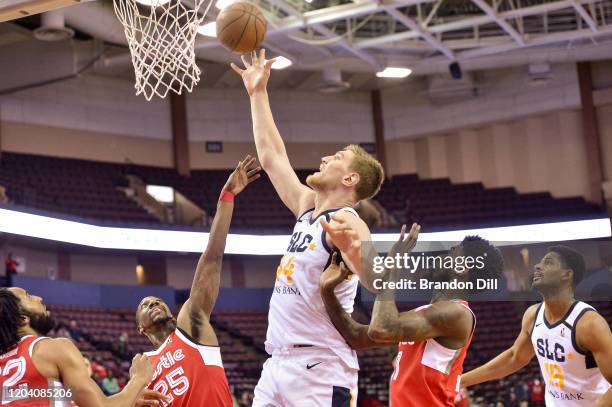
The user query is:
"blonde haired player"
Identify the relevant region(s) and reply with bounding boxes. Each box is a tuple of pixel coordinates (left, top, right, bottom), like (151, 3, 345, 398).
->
(462, 246, 612, 406)
(231, 50, 385, 407)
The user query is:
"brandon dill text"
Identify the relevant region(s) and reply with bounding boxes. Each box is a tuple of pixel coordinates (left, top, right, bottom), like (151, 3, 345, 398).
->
(373, 278, 498, 291)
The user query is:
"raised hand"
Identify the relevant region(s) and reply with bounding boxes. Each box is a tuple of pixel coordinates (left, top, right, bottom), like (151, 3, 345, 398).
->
(129, 354, 155, 383)
(388, 223, 421, 260)
(320, 214, 362, 260)
(224, 154, 262, 196)
(230, 49, 276, 96)
(320, 252, 351, 292)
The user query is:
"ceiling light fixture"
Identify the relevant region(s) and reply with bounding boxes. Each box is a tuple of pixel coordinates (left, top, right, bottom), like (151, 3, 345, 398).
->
(376, 67, 412, 78)
(197, 21, 217, 37)
(271, 56, 292, 70)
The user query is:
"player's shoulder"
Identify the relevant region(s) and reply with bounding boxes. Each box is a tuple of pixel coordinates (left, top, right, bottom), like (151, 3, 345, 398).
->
(428, 301, 473, 325)
(521, 303, 541, 328)
(524, 303, 541, 318)
(34, 337, 79, 357)
(575, 307, 607, 331)
(574, 307, 611, 352)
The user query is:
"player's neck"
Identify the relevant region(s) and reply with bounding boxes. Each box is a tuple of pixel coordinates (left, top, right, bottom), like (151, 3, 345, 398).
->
(147, 324, 176, 348)
(313, 190, 354, 215)
(17, 325, 39, 338)
(543, 291, 575, 324)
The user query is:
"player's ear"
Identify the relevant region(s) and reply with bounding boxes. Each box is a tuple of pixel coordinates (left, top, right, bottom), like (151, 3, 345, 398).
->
(342, 172, 359, 188)
(19, 314, 29, 327)
(564, 269, 574, 286)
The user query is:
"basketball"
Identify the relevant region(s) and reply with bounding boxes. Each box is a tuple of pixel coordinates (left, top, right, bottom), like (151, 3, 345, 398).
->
(216, 1, 266, 54)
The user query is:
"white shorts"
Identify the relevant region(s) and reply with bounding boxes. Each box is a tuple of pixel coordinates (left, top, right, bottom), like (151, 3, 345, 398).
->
(253, 347, 358, 407)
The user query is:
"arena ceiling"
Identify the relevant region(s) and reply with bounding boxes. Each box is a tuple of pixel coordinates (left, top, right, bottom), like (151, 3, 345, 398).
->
(0, 0, 611, 92)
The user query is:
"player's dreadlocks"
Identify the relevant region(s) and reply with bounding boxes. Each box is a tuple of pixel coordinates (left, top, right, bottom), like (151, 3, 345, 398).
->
(0, 288, 21, 355)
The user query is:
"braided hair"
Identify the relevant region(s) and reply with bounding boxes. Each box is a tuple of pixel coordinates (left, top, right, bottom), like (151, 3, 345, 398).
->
(0, 288, 21, 355)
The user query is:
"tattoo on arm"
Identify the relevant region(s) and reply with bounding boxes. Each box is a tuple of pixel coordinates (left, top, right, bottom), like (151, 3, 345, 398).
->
(189, 307, 203, 340)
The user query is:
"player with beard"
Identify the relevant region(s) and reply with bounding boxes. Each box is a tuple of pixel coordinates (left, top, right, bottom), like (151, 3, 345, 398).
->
(232, 49, 385, 407)
(319, 224, 504, 407)
(462, 246, 612, 406)
(0, 287, 158, 406)
(135, 156, 261, 407)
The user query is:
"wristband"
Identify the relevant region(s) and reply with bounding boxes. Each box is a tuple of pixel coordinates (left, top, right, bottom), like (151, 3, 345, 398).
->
(219, 188, 235, 203)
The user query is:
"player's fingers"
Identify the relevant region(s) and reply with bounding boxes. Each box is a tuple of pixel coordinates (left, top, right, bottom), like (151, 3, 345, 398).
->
(251, 50, 258, 65)
(330, 251, 338, 265)
(140, 389, 166, 399)
(241, 54, 251, 68)
(330, 224, 354, 232)
(230, 62, 244, 76)
(241, 154, 252, 165)
(247, 166, 262, 177)
(320, 217, 331, 232)
(398, 224, 407, 242)
(342, 228, 358, 238)
(330, 213, 347, 224)
(247, 173, 261, 184)
(244, 155, 257, 169)
(259, 48, 265, 63)
(135, 399, 155, 406)
(409, 223, 420, 240)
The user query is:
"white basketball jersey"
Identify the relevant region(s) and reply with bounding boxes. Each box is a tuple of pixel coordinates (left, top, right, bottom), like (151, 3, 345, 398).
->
(531, 301, 611, 406)
(265, 207, 360, 370)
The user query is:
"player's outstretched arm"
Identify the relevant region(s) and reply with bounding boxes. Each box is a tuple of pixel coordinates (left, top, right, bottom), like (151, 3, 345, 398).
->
(177, 156, 261, 333)
(369, 292, 472, 344)
(38, 338, 162, 407)
(320, 253, 386, 350)
(461, 304, 538, 387)
(320, 213, 376, 291)
(231, 49, 314, 217)
(576, 311, 612, 407)
(365, 224, 422, 340)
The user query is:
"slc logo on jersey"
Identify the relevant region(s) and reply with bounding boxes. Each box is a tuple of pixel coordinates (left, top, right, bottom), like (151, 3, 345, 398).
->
(287, 232, 314, 253)
(536, 338, 566, 362)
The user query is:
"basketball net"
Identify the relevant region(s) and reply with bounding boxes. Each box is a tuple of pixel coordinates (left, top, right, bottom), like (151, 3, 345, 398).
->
(113, 0, 214, 101)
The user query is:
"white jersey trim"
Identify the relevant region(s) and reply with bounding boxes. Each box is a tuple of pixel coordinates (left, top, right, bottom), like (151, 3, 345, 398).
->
(174, 329, 224, 368)
(144, 335, 172, 357)
(28, 336, 50, 358)
(420, 301, 475, 376)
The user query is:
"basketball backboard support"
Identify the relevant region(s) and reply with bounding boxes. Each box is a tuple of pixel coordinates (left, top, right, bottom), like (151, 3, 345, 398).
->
(0, 0, 94, 23)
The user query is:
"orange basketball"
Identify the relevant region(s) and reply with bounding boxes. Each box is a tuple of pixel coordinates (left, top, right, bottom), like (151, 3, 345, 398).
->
(216, 2, 266, 54)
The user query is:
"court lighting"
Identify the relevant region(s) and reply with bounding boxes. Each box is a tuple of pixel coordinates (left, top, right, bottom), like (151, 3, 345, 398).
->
(215, 0, 234, 10)
(376, 67, 412, 78)
(0, 208, 609, 255)
(197, 21, 217, 37)
(134, 0, 171, 6)
(271, 56, 292, 70)
(146, 185, 174, 203)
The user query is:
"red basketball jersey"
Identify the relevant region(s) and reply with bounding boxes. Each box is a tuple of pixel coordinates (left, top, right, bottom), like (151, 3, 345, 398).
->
(390, 301, 475, 407)
(0, 335, 55, 407)
(144, 328, 232, 407)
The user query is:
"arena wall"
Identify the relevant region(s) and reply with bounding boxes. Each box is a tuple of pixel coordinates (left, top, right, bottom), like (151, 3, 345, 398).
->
(1, 62, 611, 202)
